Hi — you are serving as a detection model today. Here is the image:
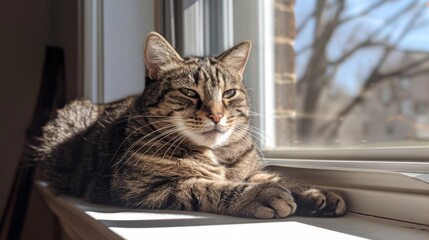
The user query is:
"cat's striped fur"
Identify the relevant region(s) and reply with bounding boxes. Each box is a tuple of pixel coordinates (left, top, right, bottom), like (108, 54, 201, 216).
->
(38, 32, 346, 218)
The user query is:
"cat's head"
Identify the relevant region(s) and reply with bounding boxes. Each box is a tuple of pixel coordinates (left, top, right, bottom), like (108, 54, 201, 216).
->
(142, 32, 251, 148)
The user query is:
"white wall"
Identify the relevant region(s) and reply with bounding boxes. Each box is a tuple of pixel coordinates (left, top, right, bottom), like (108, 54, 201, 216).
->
(102, 0, 155, 103)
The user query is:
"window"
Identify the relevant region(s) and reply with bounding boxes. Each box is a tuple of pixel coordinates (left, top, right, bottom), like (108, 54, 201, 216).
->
(77, 0, 429, 228)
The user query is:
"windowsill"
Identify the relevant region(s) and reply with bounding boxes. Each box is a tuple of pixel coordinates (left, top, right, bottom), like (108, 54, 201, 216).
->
(264, 159, 429, 225)
(37, 179, 429, 240)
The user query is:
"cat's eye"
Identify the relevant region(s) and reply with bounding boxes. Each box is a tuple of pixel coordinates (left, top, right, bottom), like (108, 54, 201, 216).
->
(223, 89, 236, 99)
(180, 88, 198, 98)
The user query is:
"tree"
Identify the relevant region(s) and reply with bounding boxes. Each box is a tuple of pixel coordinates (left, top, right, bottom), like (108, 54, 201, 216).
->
(294, 0, 429, 146)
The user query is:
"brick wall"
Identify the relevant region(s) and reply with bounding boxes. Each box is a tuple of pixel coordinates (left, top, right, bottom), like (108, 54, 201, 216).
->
(274, 0, 296, 146)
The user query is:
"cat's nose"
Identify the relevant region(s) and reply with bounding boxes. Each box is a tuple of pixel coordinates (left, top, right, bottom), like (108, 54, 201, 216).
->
(204, 101, 224, 124)
(206, 112, 223, 124)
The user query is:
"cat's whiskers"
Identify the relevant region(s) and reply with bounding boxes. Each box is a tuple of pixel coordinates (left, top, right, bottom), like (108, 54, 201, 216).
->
(235, 125, 265, 145)
(146, 127, 187, 162)
(162, 129, 189, 161)
(111, 118, 178, 164)
(246, 111, 273, 145)
(115, 121, 174, 164)
(114, 123, 177, 171)
(234, 123, 268, 144)
(248, 111, 267, 118)
(133, 125, 184, 166)
(127, 126, 178, 167)
(113, 114, 182, 125)
(226, 127, 266, 161)
(168, 134, 188, 160)
(240, 134, 266, 162)
(180, 120, 206, 132)
(233, 124, 266, 161)
(244, 127, 267, 160)
(246, 125, 269, 143)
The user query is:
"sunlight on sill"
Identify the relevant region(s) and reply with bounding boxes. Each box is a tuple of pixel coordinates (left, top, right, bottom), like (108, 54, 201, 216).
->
(110, 221, 367, 240)
(84, 208, 367, 240)
(86, 210, 205, 221)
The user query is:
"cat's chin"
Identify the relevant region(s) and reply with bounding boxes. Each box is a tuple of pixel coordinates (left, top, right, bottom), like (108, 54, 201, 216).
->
(187, 128, 233, 148)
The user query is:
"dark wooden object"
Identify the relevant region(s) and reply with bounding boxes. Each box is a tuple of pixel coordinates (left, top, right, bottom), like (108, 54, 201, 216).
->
(0, 47, 66, 240)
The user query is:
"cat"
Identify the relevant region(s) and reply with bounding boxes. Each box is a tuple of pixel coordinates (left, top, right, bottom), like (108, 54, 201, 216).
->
(36, 32, 346, 219)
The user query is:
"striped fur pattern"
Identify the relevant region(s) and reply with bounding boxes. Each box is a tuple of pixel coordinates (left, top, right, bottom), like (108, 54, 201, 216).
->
(38, 32, 346, 218)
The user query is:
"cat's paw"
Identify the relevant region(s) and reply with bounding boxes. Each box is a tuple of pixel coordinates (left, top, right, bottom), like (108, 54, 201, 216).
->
(295, 188, 346, 217)
(238, 183, 297, 219)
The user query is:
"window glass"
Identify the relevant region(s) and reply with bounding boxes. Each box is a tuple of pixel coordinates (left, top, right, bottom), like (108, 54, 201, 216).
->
(273, 0, 429, 148)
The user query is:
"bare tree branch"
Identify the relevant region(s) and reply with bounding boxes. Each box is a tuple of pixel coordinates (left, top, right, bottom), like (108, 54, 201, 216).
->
(296, 43, 312, 55)
(328, 1, 417, 66)
(297, 12, 314, 35)
(413, 19, 429, 30)
(330, 41, 387, 65)
(402, 67, 429, 78)
(314, 0, 328, 38)
(339, 0, 386, 24)
(317, 5, 427, 139)
(297, 0, 346, 139)
(318, 65, 429, 139)
(299, 0, 415, 86)
(297, 0, 341, 35)
(378, 55, 429, 79)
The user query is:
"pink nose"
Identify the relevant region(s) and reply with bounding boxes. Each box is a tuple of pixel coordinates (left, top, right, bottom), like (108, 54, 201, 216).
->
(207, 112, 223, 124)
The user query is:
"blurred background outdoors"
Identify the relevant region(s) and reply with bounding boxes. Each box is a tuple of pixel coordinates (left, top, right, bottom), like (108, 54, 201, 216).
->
(283, 0, 429, 148)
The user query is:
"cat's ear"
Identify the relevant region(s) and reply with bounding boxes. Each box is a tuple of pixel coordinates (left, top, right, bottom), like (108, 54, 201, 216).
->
(217, 41, 251, 79)
(144, 32, 183, 80)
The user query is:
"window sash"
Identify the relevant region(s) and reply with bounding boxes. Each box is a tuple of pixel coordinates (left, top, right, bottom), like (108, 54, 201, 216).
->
(264, 147, 429, 162)
(232, 0, 276, 148)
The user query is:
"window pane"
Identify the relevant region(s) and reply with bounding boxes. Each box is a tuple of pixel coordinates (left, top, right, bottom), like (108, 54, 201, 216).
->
(273, 0, 429, 148)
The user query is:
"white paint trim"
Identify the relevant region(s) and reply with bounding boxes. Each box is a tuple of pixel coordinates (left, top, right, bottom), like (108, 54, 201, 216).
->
(260, 0, 276, 149)
(266, 158, 429, 173)
(83, 0, 104, 103)
(264, 147, 429, 161)
(220, 0, 234, 51)
(230, 0, 275, 149)
(181, 0, 205, 56)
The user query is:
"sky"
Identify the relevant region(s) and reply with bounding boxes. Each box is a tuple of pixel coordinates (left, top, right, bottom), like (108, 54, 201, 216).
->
(295, 0, 429, 95)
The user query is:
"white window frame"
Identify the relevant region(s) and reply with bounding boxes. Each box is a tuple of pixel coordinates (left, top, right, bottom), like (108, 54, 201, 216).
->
(82, 0, 104, 104)
(82, 0, 154, 104)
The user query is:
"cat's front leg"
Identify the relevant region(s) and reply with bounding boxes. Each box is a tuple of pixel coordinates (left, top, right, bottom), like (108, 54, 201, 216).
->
(224, 181, 297, 219)
(183, 179, 297, 219)
(174, 179, 297, 218)
(287, 185, 346, 217)
(126, 178, 296, 219)
(244, 171, 346, 217)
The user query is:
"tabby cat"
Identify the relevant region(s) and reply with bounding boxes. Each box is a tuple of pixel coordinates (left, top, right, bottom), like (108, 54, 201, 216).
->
(37, 32, 346, 219)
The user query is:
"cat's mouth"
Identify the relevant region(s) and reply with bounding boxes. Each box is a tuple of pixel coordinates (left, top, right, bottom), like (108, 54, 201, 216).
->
(200, 126, 227, 137)
(187, 125, 233, 147)
(202, 129, 223, 136)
